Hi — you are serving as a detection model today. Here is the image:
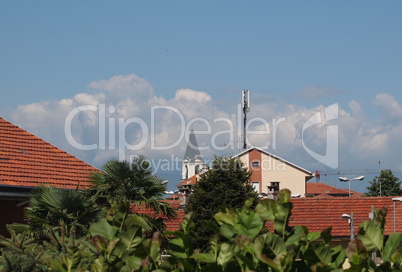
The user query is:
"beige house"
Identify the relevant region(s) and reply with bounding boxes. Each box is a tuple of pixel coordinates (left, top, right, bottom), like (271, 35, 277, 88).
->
(233, 147, 314, 198)
(177, 135, 314, 206)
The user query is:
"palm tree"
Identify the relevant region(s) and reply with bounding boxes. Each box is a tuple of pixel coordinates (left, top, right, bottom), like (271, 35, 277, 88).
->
(12, 185, 104, 237)
(87, 155, 177, 232)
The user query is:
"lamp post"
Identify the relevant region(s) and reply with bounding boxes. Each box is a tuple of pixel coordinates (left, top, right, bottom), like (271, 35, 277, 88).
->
(339, 176, 364, 197)
(392, 197, 402, 232)
(342, 211, 355, 240)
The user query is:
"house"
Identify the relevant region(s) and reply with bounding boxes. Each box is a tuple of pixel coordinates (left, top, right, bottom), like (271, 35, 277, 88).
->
(0, 117, 99, 236)
(234, 146, 314, 198)
(177, 132, 314, 206)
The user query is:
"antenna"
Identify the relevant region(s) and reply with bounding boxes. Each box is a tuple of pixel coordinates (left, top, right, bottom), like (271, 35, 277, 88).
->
(242, 89, 251, 150)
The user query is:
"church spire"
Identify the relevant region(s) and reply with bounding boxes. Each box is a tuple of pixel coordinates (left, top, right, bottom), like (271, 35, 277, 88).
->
(183, 130, 201, 161)
(182, 130, 204, 181)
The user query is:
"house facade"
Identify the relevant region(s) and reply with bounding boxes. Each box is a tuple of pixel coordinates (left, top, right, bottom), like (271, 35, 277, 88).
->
(234, 147, 314, 198)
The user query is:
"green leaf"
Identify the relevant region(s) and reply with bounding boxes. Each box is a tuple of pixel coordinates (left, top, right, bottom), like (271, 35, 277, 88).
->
(217, 243, 234, 267)
(119, 225, 143, 251)
(265, 232, 286, 257)
(321, 227, 332, 244)
(90, 218, 118, 241)
(312, 243, 332, 265)
(214, 212, 236, 226)
(255, 199, 277, 221)
(220, 223, 236, 240)
(150, 239, 161, 262)
(331, 246, 347, 269)
(357, 220, 383, 252)
(169, 237, 184, 248)
(106, 238, 120, 253)
(191, 252, 216, 263)
(200, 220, 220, 234)
(180, 212, 194, 234)
(383, 232, 401, 261)
(274, 202, 292, 238)
(235, 235, 252, 252)
(277, 189, 291, 203)
(390, 249, 401, 265)
(254, 234, 267, 256)
(237, 212, 263, 238)
(285, 225, 304, 247)
(235, 252, 256, 271)
(127, 255, 143, 270)
(307, 231, 321, 242)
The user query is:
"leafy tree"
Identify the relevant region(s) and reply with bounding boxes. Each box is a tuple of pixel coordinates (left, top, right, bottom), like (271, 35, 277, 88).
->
(87, 156, 177, 232)
(186, 155, 259, 251)
(365, 169, 402, 196)
(11, 185, 104, 237)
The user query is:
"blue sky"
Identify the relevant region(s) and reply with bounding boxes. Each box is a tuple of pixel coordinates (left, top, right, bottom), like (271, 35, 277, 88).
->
(1, 1, 402, 193)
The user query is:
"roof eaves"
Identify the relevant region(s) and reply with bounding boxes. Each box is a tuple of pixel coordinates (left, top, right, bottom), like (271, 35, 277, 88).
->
(233, 146, 314, 175)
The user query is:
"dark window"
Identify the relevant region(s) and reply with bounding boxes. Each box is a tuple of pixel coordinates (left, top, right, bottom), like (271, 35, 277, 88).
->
(251, 161, 260, 168)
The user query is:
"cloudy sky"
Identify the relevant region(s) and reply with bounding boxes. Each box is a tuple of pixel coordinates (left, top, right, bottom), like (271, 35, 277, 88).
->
(1, 1, 402, 193)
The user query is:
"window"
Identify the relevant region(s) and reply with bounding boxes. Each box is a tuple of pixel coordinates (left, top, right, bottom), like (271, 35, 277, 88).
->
(252, 181, 260, 194)
(195, 165, 200, 174)
(251, 161, 260, 168)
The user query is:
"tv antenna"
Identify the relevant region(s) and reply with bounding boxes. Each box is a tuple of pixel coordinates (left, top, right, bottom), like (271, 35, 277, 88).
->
(242, 89, 250, 150)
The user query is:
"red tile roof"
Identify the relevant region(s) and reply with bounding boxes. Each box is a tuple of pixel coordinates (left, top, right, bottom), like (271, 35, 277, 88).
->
(0, 117, 98, 189)
(178, 175, 197, 187)
(339, 188, 363, 197)
(288, 197, 402, 236)
(149, 197, 402, 237)
(131, 200, 184, 232)
(306, 183, 362, 197)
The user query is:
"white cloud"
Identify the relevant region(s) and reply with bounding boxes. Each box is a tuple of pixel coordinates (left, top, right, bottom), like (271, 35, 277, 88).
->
(373, 93, 402, 120)
(174, 89, 212, 103)
(6, 74, 402, 178)
(89, 74, 154, 97)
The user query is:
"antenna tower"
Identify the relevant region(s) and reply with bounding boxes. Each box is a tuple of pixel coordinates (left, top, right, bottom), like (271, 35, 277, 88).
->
(242, 89, 250, 150)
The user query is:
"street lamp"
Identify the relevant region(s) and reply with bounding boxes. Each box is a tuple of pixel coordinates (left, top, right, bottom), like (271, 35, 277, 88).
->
(342, 211, 355, 240)
(339, 176, 365, 197)
(392, 197, 402, 232)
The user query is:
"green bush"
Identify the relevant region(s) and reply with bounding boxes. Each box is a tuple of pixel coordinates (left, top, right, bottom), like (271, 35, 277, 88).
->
(1, 189, 402, 271)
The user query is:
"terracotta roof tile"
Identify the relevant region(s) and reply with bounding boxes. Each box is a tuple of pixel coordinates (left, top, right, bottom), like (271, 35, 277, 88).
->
(130, 200, 184, 232)
(0, 117, 98, 189)
(178, 174, 197, 186)
(306, 183, 362, 197)
(288, 197, 402, 236)
(149, 197, 402, 237)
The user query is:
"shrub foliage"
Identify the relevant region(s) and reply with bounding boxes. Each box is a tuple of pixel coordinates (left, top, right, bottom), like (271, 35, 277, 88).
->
(1, 189, 402, 271)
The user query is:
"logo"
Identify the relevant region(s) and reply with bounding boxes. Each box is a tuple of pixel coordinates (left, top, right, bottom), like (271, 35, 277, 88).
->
(302, 103, 338, 168)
